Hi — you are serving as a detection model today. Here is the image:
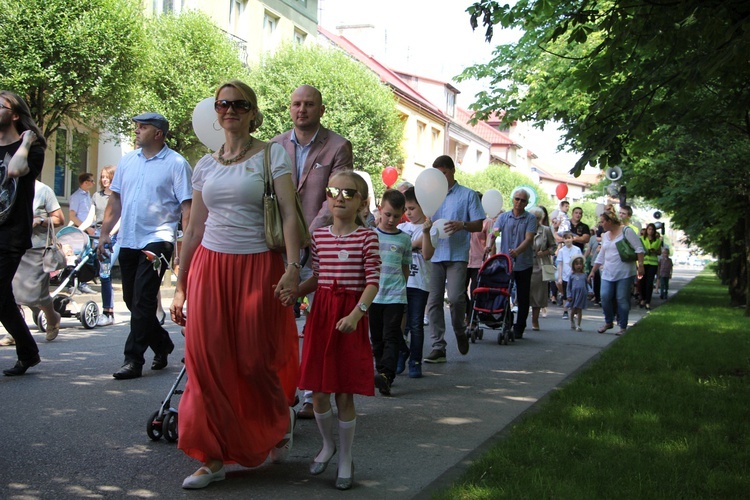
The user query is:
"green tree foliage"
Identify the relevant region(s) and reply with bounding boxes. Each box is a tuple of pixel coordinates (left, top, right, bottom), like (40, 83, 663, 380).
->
(455, 164, 553, 212)
(247, 44, 405, 198)
(462, 0, 750, 310)
(0, 0, 144, 138)
(125, 11, 251, 162)
(461, 0, 750, 174)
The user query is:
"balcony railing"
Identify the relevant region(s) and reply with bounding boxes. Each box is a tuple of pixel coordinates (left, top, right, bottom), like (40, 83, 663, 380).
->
(222, 29, 248, 66)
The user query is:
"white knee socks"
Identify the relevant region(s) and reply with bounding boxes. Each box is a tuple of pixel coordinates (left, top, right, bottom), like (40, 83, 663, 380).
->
(313, 409, 336, 462)
(337, 417, 356, 478)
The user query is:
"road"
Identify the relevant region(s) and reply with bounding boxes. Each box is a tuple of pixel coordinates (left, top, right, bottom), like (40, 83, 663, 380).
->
(0, 269, 699, 499)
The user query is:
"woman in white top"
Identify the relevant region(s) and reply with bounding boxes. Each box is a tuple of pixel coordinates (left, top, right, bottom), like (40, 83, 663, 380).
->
(80, 165, 120, 326)
(170, 80, 301, 490)
(588, 210, 644, 336)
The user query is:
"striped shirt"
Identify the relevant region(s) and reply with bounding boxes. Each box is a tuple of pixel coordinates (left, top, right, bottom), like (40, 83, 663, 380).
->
(312, 226, 381, 292)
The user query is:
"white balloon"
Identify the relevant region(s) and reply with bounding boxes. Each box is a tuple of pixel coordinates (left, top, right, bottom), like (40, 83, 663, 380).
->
(432, 219, 451, 239)
(595, 203, 606, 216)
(415, 169, 449, 217)
(482, 189, 503, 217)
(192, 98, 224, 151)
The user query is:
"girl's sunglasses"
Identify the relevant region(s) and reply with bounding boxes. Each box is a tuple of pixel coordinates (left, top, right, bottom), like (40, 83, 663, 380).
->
(325, 187, 359, 200)
(214, 99, 252, 114)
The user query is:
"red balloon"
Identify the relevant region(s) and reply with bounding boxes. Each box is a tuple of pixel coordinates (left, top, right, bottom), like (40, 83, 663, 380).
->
(556, 183, 568, 200)
(381, 166, 398, 188)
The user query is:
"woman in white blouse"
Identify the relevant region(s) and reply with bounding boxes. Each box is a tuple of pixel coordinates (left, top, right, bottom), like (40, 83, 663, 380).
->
(588, 210, 644, 336)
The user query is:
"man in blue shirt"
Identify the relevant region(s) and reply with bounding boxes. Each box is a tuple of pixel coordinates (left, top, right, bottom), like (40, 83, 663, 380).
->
(493, 188, 537, 339)
(423, 156, 485, 363)
(98, 113, 192, 380)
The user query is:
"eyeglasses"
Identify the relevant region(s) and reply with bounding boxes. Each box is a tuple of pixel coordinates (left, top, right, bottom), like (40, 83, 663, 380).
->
(514, 197, 528, 204)
(214, 99, 252, 114)
(325, 187, 359, 200)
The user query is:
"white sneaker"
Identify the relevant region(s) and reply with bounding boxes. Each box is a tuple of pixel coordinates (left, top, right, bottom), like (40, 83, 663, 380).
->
(78, 283, 96, 294)
(96, 314, 114, 326)
(0, 336, 15, 346)
(423, 315, 429, 326)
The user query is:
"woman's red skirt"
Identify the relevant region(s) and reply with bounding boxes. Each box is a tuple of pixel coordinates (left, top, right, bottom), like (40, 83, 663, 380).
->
(178, 246, 299, 466)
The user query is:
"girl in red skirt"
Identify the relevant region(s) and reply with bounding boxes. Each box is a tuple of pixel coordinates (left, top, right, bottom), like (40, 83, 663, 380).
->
(281, 170, 380, 490)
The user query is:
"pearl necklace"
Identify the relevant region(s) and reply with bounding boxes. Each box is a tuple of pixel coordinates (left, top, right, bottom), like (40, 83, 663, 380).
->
(217, 138, 253, 165)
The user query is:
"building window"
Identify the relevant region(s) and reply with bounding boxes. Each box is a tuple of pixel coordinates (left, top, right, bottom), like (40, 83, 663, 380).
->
(229, 0, 244, 33)
(416, 121, 426, 160)
(446, 91, 455, 118)
(476, 150, 483, 165)
(431, 128, 440, 153)
(54, 129, 89, 200)
(153, 0, 182, 15)
(263, 11, 280, 52)
(294, 29, 307, 44)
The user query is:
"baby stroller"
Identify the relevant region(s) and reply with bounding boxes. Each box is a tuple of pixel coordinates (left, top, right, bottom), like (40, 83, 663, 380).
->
(468, 253, 515, 345)
(32, 226, 100, 331)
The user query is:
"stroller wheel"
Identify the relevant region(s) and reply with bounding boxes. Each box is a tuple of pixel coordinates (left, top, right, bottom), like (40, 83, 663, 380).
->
(37, 310, 48, 333)
(80, 301, 99, 329)
(477, 328, 483, 340)
(163, 411, 179, 443)
(505, 310, 515, 345)
(147, 411, 164, 441)
(469, 326, 477, 343)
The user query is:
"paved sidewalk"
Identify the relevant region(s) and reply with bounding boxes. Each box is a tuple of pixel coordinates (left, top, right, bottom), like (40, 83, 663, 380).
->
(0, 269, 698, 499)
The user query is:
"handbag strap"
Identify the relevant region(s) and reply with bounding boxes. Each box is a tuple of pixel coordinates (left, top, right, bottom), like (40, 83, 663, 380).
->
(262, 143, 274, 197)
(46, 219, 58, 246)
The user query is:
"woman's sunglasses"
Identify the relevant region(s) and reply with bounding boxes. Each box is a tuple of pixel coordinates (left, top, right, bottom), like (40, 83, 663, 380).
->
(325, 187, 359, 200)
(214, 99, 252, 114)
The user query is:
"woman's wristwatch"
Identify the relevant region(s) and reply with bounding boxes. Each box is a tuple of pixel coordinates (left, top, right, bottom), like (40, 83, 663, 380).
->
(287, 262, 302, 269)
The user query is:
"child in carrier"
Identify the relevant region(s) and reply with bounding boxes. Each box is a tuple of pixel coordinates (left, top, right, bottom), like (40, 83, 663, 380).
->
(566, 256, 588, 331)
(284, 171, 381, 491)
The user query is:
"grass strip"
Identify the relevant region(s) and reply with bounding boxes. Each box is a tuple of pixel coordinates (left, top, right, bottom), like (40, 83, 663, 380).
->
(439, 271, 750, 499)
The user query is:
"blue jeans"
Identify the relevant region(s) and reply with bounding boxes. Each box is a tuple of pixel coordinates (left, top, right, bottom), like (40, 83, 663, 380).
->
(99, 239, 119, 311)
(405, 287, 429, 365)
(601, 275, 635, 330)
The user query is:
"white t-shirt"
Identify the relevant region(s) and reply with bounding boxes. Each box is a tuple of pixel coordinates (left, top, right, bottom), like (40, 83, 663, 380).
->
(192, 143, 292, 254)
(556, 244, 582, 282)
(595, 227, 645, 281)
(397, 221, 438, 292)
